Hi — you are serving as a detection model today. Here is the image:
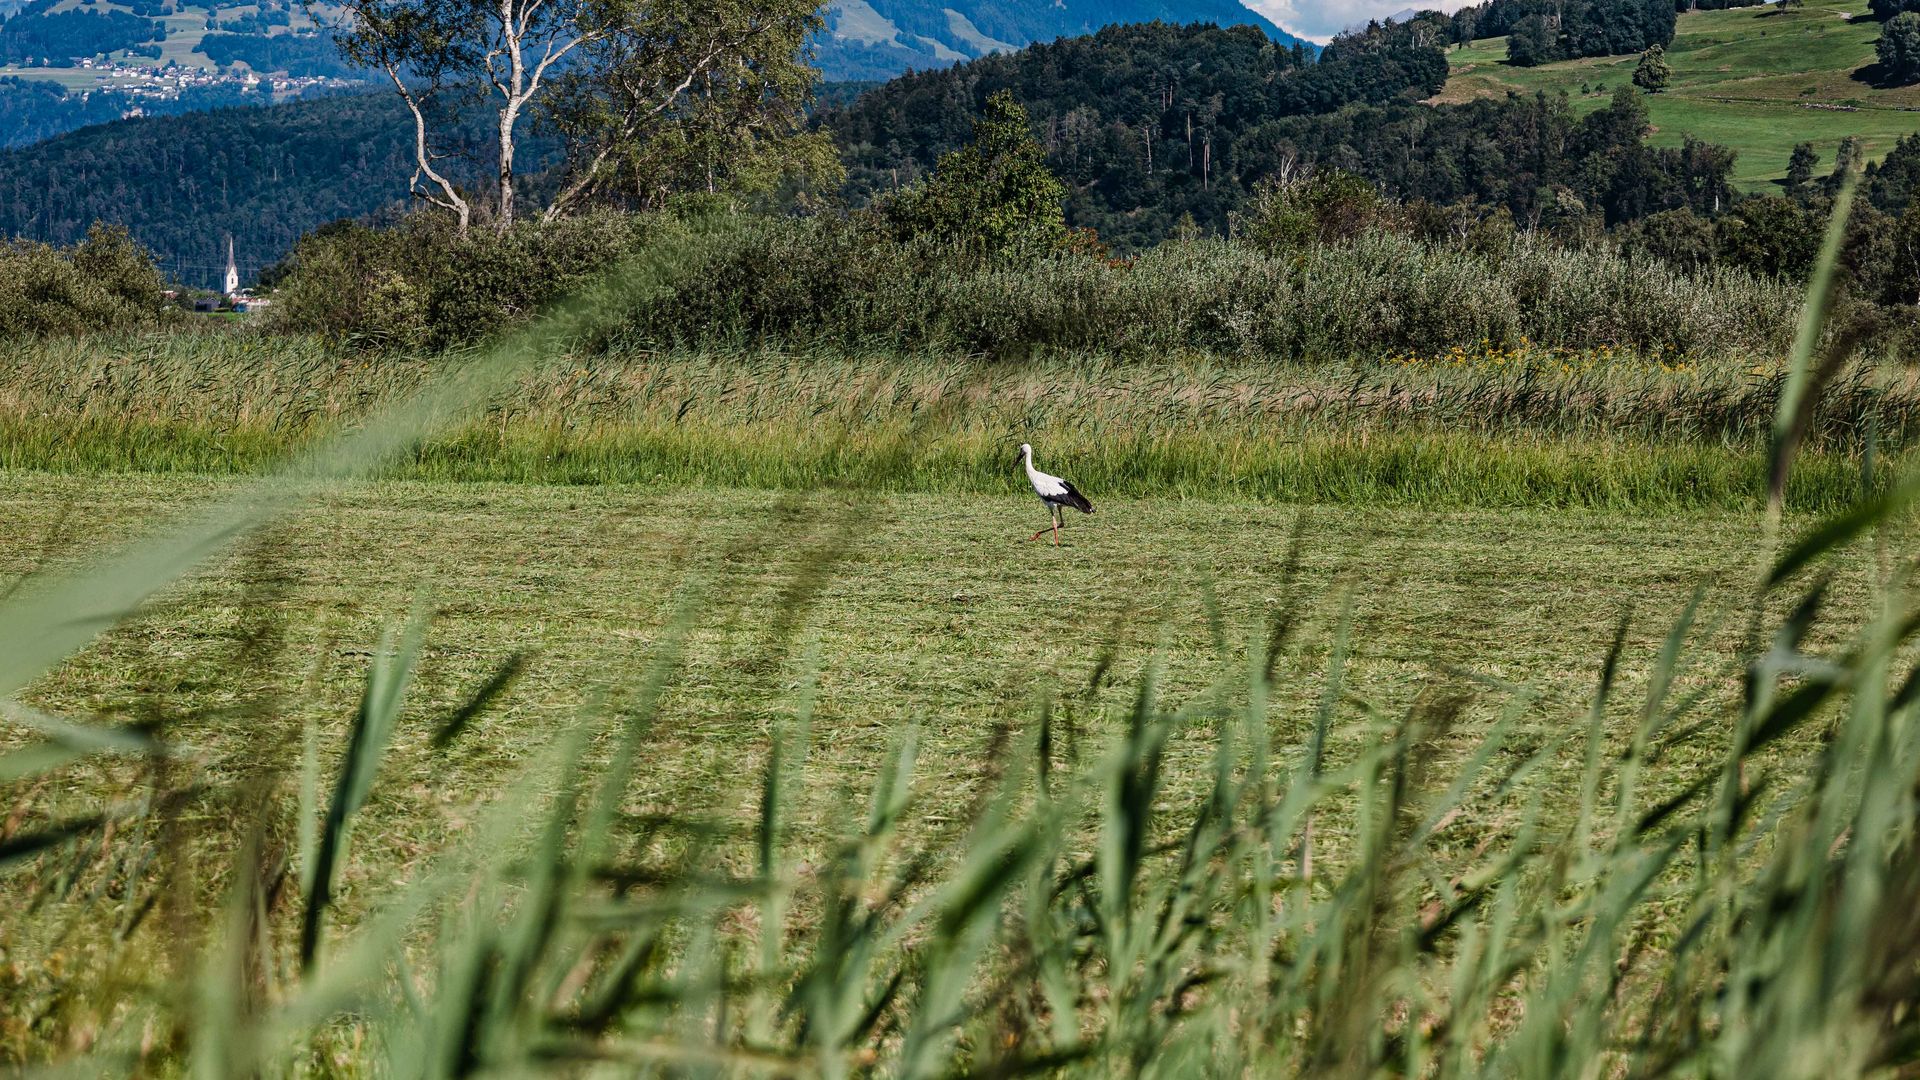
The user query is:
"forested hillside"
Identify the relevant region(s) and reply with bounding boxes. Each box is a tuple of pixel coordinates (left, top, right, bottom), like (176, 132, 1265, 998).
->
(11, 1, 1912, 275)
(826, 22, 1442, 247)
(0, 92, 417, 286)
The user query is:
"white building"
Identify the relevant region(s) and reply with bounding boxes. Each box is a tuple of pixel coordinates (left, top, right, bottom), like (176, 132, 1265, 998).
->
(223, 235, 239, 298)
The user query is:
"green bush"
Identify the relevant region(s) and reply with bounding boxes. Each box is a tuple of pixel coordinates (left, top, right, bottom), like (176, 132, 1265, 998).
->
(268, 208, 1799, 361)
(267, 211, 675, 349)
(617, 221, 1794, 360)
(0, 224, 169, 340)
(1237, 170, 1399, 253)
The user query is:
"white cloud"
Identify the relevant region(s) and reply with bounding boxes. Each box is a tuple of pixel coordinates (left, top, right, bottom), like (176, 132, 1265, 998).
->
(1244, 0, 1472, 43)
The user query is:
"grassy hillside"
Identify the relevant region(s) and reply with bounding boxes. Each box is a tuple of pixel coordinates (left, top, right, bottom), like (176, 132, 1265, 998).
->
(0, 0, 340, 76)
(1440, 0, 1920, 188)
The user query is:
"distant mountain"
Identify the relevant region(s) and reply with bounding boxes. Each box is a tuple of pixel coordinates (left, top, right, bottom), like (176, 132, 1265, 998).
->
(813, 0, 1314, 79)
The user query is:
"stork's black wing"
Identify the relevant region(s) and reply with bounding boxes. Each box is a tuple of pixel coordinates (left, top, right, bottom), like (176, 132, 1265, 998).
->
(1059, 481, 1094, 514)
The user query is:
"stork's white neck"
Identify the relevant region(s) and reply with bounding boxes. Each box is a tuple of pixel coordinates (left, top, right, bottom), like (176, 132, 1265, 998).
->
(1022, 446, 1052, 489)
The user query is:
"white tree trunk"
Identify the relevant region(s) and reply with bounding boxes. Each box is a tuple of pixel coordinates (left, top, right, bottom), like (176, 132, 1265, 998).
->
(495, 0, 522, 229)
(386, 63, 469, 235)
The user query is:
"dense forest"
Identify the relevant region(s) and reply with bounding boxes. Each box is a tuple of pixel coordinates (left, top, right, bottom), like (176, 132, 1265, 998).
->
(0, 74, 341, 150)
(807, 0, 1308, 81)
(196, 31, 369, 78)
(1244, 90, 1736, 227)
(824, 19, 1724, 248)
(0, 75, 123, 146)
(826, 22, 1442, 248)
(1397, 0, 1677, 65)
(0, 5, 164, 64)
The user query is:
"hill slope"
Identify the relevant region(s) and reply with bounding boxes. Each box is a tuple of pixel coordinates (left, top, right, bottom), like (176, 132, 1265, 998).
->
(0, 91, 413, 287)
(827, 21, 1435, 248)
(1438, 0, 1920, 187)
(813, 0, 1312, 78)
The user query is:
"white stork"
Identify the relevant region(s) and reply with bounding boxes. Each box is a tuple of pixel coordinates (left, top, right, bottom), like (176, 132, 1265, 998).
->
(1020, 443, 1094, 544)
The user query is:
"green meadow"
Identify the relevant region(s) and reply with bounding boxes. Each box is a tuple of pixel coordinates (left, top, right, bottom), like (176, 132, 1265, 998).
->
(1444, 0, 1920, 187)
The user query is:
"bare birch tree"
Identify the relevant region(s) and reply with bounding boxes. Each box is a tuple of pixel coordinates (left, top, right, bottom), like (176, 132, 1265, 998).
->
(334, 0, 825, 234)
(336, 0, 478, 233)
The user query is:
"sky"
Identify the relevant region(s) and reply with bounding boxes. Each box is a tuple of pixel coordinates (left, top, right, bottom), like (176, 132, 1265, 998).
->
(1243, 0, 1465, 42)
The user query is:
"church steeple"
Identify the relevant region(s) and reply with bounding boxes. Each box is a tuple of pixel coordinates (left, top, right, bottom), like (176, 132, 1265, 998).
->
(223, 235, 239, 298)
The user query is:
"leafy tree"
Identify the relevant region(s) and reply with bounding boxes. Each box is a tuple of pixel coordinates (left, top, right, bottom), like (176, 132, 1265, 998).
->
(1879, 12, 1920, 83)
(1870, 0, 1920, 21)
(1633, 44, 1672, 92)
(336, 0, 823, 232)
(1785, 142, 1818, 196)
(1507, 15, 1559, 65)
(1625, 207, 1716, 272)
(1714, 196, 1821, 279)
(1885, 202, 1920, 304)
(879, 91, 1068, 261)
(539, 2, 834, 219)
(1239, 169, 1396, 251)
(0, 224, 169, 339)
(1867, 133, 1920, 212)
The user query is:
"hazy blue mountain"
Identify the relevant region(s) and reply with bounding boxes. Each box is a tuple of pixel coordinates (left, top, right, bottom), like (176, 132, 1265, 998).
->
(814, 0, 1314, 79)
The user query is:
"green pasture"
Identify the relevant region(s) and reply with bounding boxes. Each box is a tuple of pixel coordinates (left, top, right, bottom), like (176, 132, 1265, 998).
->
(1445, 0, 1920, 187)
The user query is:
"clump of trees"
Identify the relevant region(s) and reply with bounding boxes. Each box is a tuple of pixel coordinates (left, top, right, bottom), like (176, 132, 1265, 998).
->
(1243, 87, 1734, 229)
(0, 4, 164, 65)
(1474, 0, 1676, 66)
(1878, 12, 1920, 84)
(0, 224, 169, 339)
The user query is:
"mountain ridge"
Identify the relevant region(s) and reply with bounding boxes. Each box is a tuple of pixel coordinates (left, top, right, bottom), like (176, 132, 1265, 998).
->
(813, 0, 1314, 78)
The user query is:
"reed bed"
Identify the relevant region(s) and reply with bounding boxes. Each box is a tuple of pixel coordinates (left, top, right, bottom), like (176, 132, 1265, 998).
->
(1, 333, 1916, 511)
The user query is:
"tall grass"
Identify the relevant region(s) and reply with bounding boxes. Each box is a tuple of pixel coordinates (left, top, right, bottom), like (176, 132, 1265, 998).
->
(4, 334, 1918, 510)
(5, 177, 1920, 1077)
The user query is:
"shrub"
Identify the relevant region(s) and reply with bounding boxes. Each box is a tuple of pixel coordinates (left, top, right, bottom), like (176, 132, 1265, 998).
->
(1236, 170, 1400, 253)
(267, 211, 673, 349)
(269, 206, 1799, 361)
(0, 224, 169, 340)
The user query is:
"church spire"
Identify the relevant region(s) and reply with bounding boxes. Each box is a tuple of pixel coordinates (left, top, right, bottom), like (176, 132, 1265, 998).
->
(223, 235, 239, 298)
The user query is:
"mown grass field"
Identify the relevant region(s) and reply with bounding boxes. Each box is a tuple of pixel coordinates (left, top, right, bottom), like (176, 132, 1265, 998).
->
(1441, 0, 1920, 188)
(0, 465, 1872, 1059)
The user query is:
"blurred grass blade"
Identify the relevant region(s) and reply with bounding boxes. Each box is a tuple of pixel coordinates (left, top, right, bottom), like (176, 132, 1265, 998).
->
(432, 651, 527, 750)
(1768, 165, 1858, 514)
(1769, 470, 1920, 589)
(300, 609, 429, 970)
